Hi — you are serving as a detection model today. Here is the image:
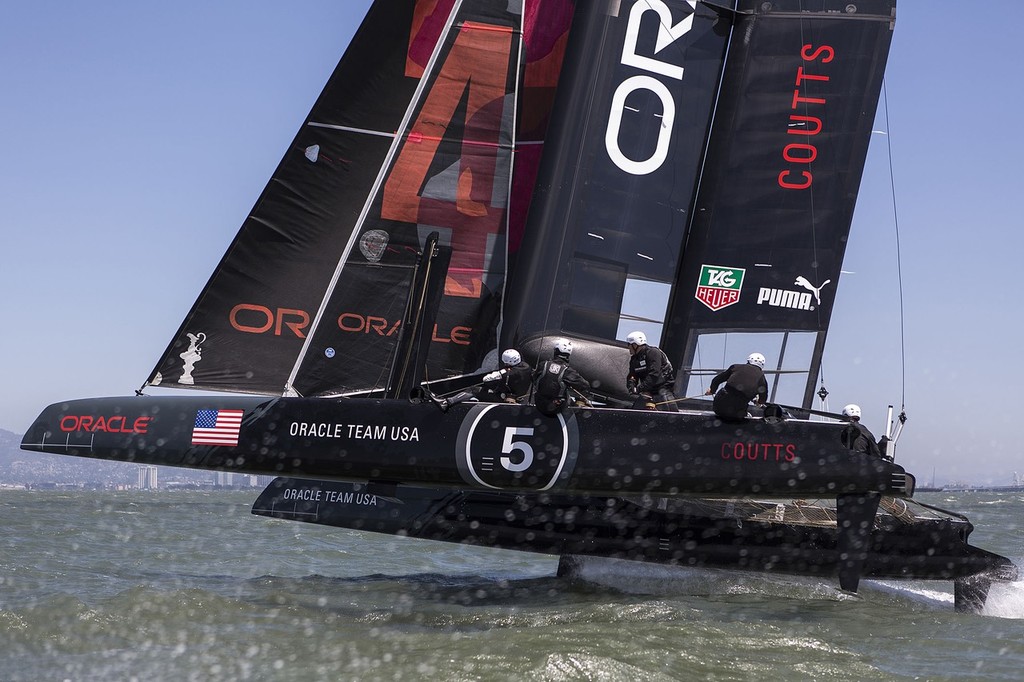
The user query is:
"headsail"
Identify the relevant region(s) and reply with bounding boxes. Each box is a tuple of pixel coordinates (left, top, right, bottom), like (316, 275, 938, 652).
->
(148, 1, 434, 395)
(148, 0, 576, 397)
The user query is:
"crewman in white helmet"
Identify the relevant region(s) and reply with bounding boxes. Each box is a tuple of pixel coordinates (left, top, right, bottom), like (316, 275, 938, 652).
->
(704, 352, 769, 421)
(531, 338, 591, 416)
(625, 331, 678, 412)
(840, 404, 887, 459)
(478, 348, 534, 404)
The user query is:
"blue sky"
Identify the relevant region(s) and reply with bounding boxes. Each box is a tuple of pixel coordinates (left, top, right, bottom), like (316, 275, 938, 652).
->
(1, 2, 1021, 485)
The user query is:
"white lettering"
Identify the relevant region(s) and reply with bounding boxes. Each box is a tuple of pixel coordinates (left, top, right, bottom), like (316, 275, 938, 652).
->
(707, 268, 737, 287)
(501, 427, 535, 472)
(606, 0, 696, 175)
(621, 0, 696, 80)
(289, 422, 345, 438)
(345, 424, 419, 441)
(389, 426, 420, 441)
(282, 487, 322, 502)
(756, 287, 813, 310)
(323, 489, 378, 506)
(605, 75, 675, 176)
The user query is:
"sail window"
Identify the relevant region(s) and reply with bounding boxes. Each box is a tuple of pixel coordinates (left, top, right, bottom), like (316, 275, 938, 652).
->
(615, 277, 671, 346)
(683, 331, 821, 408)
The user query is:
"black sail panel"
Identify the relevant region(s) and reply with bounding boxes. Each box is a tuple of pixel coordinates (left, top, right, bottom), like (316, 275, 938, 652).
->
(292, 0, 529, 396)
(665, 0, 896, 401)
(148, 0, 435, 395)
(502, 0, 730, 346)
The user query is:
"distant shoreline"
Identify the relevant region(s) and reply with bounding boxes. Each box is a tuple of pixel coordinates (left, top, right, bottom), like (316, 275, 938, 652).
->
(917, 486, 1024, 493)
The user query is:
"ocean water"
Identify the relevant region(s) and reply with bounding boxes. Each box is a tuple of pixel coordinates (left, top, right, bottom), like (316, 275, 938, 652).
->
(1, 489, 1022, 681)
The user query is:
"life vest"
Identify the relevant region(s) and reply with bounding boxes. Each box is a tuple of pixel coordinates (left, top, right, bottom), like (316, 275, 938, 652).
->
(534, 360, 569, 416)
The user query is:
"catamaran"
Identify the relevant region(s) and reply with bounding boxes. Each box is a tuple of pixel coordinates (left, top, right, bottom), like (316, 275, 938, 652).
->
(21, 0, 1017, 611)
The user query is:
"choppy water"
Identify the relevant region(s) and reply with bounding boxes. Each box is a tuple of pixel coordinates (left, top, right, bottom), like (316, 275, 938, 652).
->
(1, 489, 1022, 681)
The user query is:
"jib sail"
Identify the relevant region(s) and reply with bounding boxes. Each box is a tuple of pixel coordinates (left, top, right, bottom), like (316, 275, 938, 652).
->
(146, 0, 575, 397)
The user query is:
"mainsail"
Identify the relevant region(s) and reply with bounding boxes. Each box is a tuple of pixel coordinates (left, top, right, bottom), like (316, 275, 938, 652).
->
(148, 0, 575, 397)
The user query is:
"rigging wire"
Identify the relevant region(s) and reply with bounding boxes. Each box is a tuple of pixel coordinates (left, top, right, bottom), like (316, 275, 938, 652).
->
(880, 78, 908, 415)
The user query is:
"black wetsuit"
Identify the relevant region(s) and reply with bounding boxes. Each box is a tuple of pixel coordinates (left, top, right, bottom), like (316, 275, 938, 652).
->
(627, 345, 678, 412)
(841, 420, 883, 458)
(532, 354, 590, 416)
(709, 363, 768, 421)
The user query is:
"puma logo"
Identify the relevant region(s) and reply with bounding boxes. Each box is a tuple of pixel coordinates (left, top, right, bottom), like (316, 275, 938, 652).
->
(794, 276, 831, 305)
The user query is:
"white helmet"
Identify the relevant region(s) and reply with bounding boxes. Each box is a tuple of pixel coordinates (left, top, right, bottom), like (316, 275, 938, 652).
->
(500, 348, 521, 366)
(554, 338, 573, 356)
(625, 331, 647, 346)
(746, 352, 765, 368)
(842, 404, 862, 419)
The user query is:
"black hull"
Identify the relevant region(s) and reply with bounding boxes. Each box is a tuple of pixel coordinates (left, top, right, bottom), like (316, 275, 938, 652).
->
(252, 477, 1019, 611)
(21, 395, 912, 498)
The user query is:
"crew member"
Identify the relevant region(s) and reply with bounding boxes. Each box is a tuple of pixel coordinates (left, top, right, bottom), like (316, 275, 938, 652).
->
(705, 352, 769, 421)
(625, 331, 678, 412)
(840, 404, 889, 460)
(532, 338, 591, 416)
(478, 348, 533, 404)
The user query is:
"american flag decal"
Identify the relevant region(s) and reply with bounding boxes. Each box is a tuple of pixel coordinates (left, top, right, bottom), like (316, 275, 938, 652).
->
(191, 409, 244, 446)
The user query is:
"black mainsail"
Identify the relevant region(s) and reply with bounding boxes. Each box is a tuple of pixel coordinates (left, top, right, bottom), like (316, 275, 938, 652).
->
(21, 0, 1018, 611)
(148, 0, 431, 395)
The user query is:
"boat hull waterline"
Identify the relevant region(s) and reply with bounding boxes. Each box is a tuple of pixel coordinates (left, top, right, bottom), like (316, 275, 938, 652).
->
(252, 477, 1018, 588)
(22, 395, 913, 498)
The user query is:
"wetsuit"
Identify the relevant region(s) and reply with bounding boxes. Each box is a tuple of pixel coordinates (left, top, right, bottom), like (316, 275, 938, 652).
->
(841, 420, 883, 458)
(627, 344, 678, 412)
(709, 363, 768, 421)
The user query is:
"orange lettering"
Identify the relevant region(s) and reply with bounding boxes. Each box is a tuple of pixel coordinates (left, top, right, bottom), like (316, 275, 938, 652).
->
(230, 304, 274, 334)
(275, 308, 309, 338)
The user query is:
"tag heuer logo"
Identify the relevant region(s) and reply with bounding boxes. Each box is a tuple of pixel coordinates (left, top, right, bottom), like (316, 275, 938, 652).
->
(695, 264, 745, 311)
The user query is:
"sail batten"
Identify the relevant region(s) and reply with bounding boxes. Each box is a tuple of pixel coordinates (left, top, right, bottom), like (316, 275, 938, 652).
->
(307, 122, 397, 139)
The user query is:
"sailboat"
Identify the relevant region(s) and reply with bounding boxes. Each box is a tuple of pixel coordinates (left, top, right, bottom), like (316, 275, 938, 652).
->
(21, 0, 1017, 611)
